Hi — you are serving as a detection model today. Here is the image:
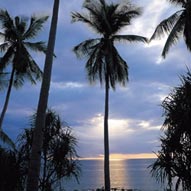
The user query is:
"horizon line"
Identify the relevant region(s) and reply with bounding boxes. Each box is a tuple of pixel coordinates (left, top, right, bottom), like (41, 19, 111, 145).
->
(79, 152, 157, 160)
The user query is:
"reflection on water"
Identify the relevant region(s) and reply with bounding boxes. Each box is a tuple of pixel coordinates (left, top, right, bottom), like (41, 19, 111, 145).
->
(110, 160, 127, 188)
(62, 159, 164, 191)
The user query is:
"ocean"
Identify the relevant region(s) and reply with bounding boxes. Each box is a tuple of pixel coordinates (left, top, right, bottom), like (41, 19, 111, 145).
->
(62, 158, 165, 191)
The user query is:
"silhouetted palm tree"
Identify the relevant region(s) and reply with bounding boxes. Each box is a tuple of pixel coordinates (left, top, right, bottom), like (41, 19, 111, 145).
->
(150, 0, 191, 58)
(26, 1, 59, 191)
(72, 0, 147, 190)
(0, 10, 48, 129)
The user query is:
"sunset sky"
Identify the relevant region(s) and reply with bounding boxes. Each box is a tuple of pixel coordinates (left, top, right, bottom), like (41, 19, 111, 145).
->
(0, 0, 190, 159)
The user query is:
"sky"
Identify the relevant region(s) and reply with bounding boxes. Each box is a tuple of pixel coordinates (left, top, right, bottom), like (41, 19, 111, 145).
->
(0, 0, 190, 159)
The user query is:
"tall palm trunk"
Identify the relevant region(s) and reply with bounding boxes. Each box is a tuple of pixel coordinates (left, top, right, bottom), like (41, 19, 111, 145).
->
(0, 67, 15, 129)
(104, 72, 111, 191)
(26, 1, 59, 191)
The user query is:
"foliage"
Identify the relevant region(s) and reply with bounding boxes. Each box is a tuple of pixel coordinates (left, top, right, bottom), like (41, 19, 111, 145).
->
(18, 109, 80, 191)
(72, 1, 147, 190)
(150, 0, 191, 58)
(72, 0, 147, 90)
(0, 72, 9, 90)
(0, 146, 26, 191)
(0, 9, 48, 130)
(150, 69, 191, 191)
(0, 109, 80, 191)
(27, 1, 60, 190)
(0, 129, 15, 149)
(0, 9, 48, 86)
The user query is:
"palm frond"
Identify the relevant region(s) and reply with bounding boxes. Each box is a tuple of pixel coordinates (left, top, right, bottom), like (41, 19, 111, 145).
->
(23, 15, 49, 40)
(0, 42, 9, 52)
(14, 16, 28, 35)
(24, 41, 47, 54)
(0, 9, 14, 31)
(0, 129, 15, 150)
(12, 44, 42, 85)
(83, 0, 103, 15)
(111, 9, 141, 33)
(183, 6, 191, 51)
(108, 44, 128, 89)
(13, 74, 24, 88)
(0, 32, 5, 40)
(150, 10, 183, 41)
(168, 0, 186, 6)
(71, 12, 101, 33)
(72, 1, 116, 35)
(0, 46, 14, 70)
(162, 14, 185, 58)
(113, 34, 148, 43)
(0, 72, 9, 90)
(73, 38, 101, 58)
(83, 0, 114, 35)
(85, 42, 105, 84)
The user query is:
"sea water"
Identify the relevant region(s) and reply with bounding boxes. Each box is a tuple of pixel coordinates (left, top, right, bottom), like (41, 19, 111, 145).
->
(62, 159, 166, 191)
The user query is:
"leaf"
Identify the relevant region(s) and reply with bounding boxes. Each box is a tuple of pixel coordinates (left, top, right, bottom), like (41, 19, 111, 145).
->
(0, 129, 15, 150)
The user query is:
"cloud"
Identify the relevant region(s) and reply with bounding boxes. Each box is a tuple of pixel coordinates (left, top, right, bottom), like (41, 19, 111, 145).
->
(0, 0, 189, 158)
(72, 113, 162, 157)
(51, 81, 86, 90)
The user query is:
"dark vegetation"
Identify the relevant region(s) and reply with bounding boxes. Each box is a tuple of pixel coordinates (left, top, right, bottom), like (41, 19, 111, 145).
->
(0, 109, 80, 191)
(150, 70, 191, 191)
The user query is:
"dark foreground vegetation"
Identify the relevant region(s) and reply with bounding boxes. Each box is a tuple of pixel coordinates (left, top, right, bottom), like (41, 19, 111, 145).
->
(0, 109, 80, 191)
(150, 70, 191, 191)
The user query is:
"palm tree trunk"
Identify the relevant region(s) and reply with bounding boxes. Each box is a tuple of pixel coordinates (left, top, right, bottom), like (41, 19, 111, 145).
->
(0, 67, 15, 130)
(26, 1, 59, 191)
(42, 150, 47, 191)
(104, 72, 111, 191)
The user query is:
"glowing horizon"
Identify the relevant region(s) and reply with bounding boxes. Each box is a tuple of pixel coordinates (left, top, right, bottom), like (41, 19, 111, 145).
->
(80, 153, 157, 160)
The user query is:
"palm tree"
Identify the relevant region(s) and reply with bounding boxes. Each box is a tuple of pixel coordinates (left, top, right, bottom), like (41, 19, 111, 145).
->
(26, 1, 59, 191)
(150, 0, 191, 58)
(0, 10, 48, 130)
(72, 0, 147, 190)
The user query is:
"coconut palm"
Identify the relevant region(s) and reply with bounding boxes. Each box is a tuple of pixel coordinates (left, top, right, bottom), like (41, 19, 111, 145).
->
(150, 0, 191, 58)
(26, 1, 59, 190)
(0, 10, 48, 130)
(72, 0, 147, 190)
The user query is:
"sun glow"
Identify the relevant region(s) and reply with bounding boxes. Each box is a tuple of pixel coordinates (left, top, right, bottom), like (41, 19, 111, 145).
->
(110, 153, 157, 160)
(80, 153, 157, 160)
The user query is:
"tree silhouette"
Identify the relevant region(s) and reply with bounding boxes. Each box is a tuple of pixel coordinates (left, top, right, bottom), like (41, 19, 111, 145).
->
(150, 69, 191, 191)
(18, 109, 80, 191)
(0, 10, 48, 130)
(150, 0, 191, 58)
(26, 1, 60, 190)
(72, 0, 147, 190)
(0, 109, 80, 191)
